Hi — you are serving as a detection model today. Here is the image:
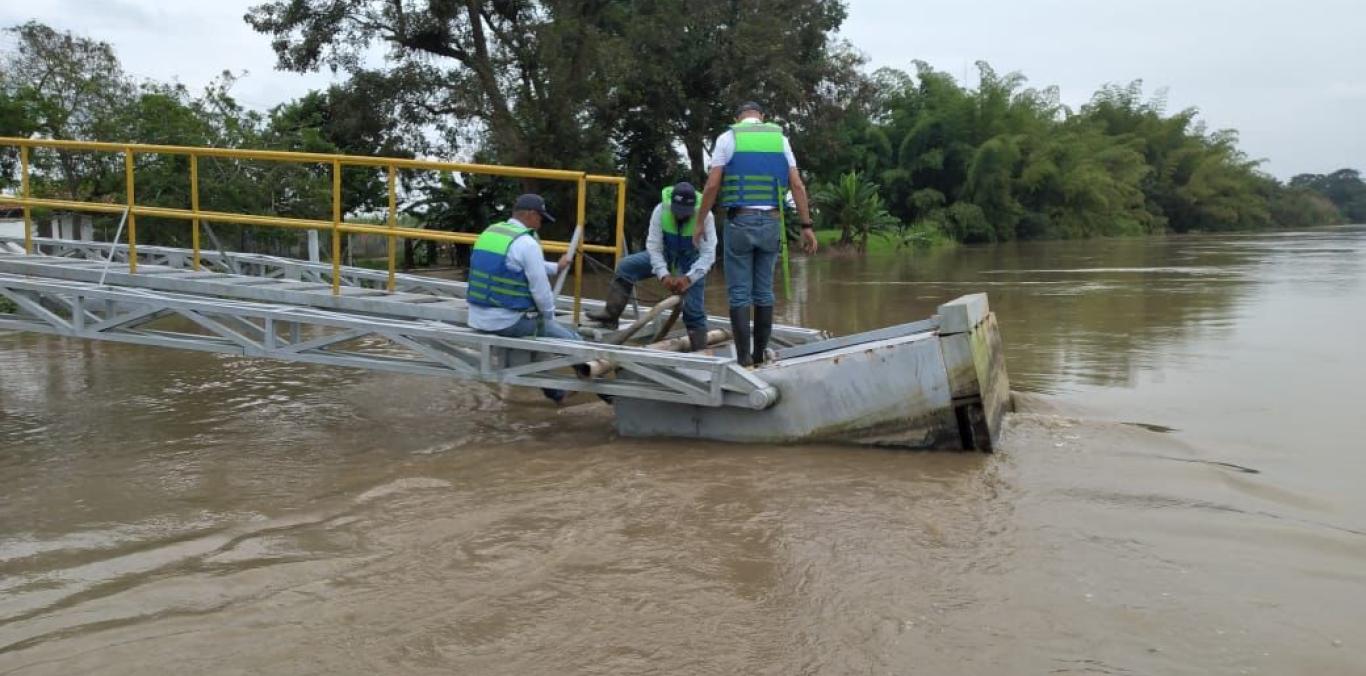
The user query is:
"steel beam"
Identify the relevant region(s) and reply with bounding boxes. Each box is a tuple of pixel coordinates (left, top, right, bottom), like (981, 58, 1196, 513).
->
(0, 272, 778, 409)
(1, 237, 827, 347)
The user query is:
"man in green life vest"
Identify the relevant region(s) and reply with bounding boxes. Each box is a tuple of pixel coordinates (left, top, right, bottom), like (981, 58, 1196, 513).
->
(586, 181, 718, 351)
(467, 193, 589, 404)
(695, 101, 817, 367)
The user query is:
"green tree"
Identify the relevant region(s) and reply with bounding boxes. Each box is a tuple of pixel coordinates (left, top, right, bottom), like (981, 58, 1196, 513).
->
(1291, 169, 1366, 222)
(1, 21, 136, 201)
(244, 0, 861, 245)
(812, 171, 898, 251)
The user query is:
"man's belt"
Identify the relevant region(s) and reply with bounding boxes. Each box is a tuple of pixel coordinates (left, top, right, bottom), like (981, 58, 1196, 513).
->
(726, 206, 775, 217)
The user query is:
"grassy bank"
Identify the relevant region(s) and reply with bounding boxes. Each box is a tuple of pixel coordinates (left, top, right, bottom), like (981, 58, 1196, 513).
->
(813, 228, 954, 255)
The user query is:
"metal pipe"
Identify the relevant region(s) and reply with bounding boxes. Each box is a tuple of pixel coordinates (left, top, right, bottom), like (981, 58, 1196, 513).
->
(124, 148, 138, 273)
(552, 224, 582, 298)
(20, 146, 31, 254)
(650, 301, 683, 343)
(0, 136, 586, 182)
(331, 159, 341, 295)
(98, 207, 131, 286)
(571, 174, 587, 325)
(585, 328, 731, 378)
(613, 179, 627, 266)
(0, 197, 618, 254)
(386, 164, 397, 292)
(606, 295, 680, 345)
(190, 154, 200, 271)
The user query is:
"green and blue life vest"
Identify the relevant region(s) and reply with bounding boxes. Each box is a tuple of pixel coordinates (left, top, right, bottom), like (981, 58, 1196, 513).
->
(721, 122, 790, 208)
(659, 186, 700, 274)
(468, 221, 535, 311)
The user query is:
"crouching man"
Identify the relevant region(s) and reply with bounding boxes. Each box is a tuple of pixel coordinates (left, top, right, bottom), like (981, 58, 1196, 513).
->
(586, 181, 717, 351)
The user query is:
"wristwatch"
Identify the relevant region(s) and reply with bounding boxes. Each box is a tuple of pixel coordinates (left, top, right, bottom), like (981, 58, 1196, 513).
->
(799, 221, 814, 229)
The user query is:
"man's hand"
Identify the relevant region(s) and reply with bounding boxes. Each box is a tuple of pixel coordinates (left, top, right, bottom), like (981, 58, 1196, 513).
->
(662, 275, 692, 295)
(800, 227, 818, 254)
(557, 253, 572, 273)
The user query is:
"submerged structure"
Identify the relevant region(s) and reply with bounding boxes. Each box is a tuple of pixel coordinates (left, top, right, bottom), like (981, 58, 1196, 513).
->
(0, 138, 1010, 450)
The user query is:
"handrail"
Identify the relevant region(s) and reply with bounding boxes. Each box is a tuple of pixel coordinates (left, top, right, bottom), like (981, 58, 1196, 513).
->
(0, 137, 627, 323)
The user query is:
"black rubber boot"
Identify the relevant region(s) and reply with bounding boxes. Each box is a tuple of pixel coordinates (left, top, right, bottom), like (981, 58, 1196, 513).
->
(586, 278, 632, 327)
(687, 326, 710, 352)
(752, 305, 774, 366)
(729, 306, 752, 367)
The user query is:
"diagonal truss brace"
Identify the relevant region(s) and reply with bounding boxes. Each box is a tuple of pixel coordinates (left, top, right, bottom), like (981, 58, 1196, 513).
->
(0, 273, 778, 409)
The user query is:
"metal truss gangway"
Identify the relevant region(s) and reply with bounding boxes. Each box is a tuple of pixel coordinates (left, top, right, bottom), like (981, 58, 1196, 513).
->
(0, 237, 823, 409)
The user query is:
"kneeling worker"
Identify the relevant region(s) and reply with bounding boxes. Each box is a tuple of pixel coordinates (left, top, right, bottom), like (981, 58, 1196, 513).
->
(587, 181, 717, 351)
(467, 193, 583, 403)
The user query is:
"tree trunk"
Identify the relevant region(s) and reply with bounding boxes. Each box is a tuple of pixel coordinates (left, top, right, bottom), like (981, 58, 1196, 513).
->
(684, 135, 707, 185)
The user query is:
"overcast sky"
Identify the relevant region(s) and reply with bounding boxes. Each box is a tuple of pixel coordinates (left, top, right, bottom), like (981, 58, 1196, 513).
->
(3, 0, 1361, 178)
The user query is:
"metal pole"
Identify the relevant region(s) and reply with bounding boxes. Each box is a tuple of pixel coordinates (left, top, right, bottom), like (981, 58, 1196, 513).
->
(98, 207, 131, 286)
(552, 224, 582, 298)
(780, 189, 791, 299)
(387, 164, 397, 292)
(331, 159, 341, 295)
(571, 174, 587, 325)
(190, 153, 201, 271)
(20, 145, 31, 254)
(614, 179, 626, 266)
(124, 147, 138, 273)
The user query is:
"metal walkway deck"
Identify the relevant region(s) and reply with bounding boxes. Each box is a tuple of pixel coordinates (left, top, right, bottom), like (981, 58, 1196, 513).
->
(0, 237, 823, 409)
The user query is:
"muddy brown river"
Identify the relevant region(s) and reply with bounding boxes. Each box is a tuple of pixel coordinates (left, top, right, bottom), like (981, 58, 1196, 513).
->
(2, 226, 1364, 674)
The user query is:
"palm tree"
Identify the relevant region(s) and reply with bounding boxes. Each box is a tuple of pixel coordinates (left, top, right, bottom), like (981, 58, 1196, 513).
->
(812, 171, 900, 251)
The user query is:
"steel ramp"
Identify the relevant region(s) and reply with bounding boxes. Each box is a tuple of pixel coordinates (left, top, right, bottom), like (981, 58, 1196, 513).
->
(1, 237, 826, 347)
(0, 246, 783, 409)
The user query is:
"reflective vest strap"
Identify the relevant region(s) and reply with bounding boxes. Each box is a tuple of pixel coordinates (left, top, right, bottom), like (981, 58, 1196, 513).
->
(732, 124, 786, 153)
(721, 124, 789, 208)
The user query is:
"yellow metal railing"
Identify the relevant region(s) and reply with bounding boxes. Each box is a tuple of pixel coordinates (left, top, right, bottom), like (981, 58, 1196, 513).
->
(0, 137, 628, 323)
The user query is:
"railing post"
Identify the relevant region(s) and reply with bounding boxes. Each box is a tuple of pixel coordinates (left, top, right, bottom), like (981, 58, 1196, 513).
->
(190, 153, 201, 271)
(331, 159, 342, 295)
(387, 163, 397, 292)
(572, 174, 588, 325)
(124, 147, 138, 273)
(20, 145, 31, 254)
(614, 178, 627, 266)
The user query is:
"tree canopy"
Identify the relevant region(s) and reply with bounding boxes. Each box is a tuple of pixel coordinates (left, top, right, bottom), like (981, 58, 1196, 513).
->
(1, 13, 1359, 260)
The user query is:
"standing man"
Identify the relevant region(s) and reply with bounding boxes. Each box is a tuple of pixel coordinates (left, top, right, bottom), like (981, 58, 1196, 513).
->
(467, 193, 582, 403)
(695, 101, 817, 367)
(586, 181, 718, 352)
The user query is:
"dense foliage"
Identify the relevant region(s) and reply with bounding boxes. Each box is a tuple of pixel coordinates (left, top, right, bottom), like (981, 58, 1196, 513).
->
(810, 64, 1351, 243)
(2, 12, 1361, 260)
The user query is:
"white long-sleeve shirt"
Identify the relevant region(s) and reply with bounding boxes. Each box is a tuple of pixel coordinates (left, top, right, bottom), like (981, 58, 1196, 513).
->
(467, 217, 561, 331)
(645, 204, 717, 284)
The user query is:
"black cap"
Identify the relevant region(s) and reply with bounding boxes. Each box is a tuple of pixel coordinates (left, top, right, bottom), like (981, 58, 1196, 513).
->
(669, 182, 697, 220)
(736, 101, 764, 117)
(512, 193, 555, 223)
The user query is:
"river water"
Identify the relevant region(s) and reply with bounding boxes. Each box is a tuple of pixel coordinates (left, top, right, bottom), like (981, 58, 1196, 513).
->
(1, 226, 1364, 674)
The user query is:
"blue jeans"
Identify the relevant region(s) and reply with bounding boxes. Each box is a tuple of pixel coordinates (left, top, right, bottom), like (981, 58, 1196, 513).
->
(724, 211, 781, 308)
(489, 314, 583, 342)
(614, 251, 708, 330)
(486, 314, 582, 402)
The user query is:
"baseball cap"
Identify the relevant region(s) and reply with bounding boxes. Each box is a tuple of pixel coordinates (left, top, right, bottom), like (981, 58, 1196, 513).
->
(669, 182, 697, 220)
(512, 193, 555, 223)
(736, 101, 764, 117)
